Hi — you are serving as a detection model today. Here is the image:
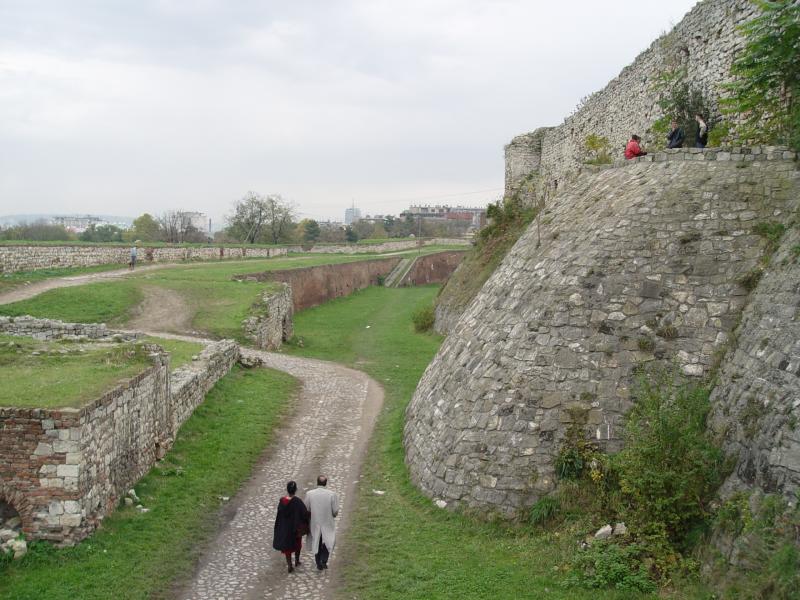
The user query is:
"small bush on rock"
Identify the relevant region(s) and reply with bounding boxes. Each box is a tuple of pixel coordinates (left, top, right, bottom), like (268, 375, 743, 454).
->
(566, 540, 656, 593)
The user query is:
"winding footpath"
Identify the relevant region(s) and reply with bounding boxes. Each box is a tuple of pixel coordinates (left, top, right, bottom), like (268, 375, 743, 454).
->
(0, 259, 385, 599)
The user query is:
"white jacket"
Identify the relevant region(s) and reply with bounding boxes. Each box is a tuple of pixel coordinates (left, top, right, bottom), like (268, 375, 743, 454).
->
(305, 486, 339, 553)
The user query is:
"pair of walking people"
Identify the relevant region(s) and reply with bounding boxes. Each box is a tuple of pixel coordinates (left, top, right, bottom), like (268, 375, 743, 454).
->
(272, 475, 339, 573)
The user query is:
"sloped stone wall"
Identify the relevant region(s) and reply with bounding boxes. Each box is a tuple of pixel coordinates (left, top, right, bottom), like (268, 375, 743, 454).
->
(0, 315, 139, 341)
(0, 327, 239, 545)
(404, 154, 799, 514)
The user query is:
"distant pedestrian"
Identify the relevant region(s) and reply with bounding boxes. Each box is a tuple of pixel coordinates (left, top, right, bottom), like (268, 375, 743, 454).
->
(272, 481, 310, 573)
(129, 244, 137, 270)
(305, 475, 339, 571)
(624, 135, 647, 160)
(695, 114, 709, 148)
(667, 119, 685, 149)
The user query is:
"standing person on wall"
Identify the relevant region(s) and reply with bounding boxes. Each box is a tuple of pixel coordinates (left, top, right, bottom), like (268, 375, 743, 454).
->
(305, 475, 339, 571)
(695, 114, 709, 148)
(129, 242, 138, 270)
(667, 119, 685, 148)
(272, 480, 310, 573)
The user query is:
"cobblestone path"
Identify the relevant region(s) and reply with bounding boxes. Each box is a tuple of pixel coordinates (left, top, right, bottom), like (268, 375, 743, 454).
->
(177, 345, 383, 600)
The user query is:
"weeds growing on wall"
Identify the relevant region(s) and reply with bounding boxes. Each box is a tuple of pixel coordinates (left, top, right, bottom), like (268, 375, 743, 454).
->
(583, 134, 613, 165)
(721, 0, 800, 149)
(542, 369, 726, 591)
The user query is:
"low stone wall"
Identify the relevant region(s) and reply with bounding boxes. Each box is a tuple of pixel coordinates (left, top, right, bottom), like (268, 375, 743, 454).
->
(242, 284, 294, 350)
(235, 257, 402, 312)
(0, 244, 290, 274)
(399, 251, 466, 287)
(0, 315, 139, 342)
(0, 326, 239, 545)
(296, 238, 470, 255)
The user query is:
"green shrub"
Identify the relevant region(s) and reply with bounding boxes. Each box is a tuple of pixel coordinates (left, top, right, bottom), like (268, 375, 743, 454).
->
(411, 305, 435, 332)
(707, 120, 732, 147)
(753, 222, 787, 253)
(584, 134, 613, 165)
(566, 540, 656, 593)
(614, 370, 724, 553)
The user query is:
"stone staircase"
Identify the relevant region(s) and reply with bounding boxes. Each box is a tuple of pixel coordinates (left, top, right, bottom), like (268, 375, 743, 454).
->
(383, 257, 417, 288)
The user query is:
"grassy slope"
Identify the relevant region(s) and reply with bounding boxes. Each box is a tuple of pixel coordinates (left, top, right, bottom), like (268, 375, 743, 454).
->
(0, 366, 297, 599)
(0, 335, 152, 408)
(286, 286, 647, 600)
(0, 250, 457, 340)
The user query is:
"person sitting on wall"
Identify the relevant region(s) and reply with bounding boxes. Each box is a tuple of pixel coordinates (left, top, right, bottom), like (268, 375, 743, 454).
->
(666, 119, 685, 148)
(624, 135, 647, 160)
(695, 114, 709, 148)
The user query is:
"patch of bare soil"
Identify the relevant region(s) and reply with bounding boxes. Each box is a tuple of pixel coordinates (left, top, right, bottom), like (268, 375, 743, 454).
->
(125, 286, 193, 333)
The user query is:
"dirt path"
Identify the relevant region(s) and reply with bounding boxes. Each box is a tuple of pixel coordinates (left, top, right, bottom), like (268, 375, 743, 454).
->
(125, 286, 193, 334)
(172, 345, 383, 600)
(0, 264, 171, 305)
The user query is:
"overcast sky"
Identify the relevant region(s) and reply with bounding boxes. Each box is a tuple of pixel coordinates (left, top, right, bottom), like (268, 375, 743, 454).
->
(0, 0, 697, 225)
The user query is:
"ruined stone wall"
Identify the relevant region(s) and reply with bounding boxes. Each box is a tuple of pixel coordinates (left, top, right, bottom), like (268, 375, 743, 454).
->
(404, 151, 799, 514)
(505, 0, 767, 200)
(709, 226, 800, 502)
(399, 251, 466, 287)
(0, 315, 139, 342)
(242, 284, 294, 350)
(0, 330, 239, 545)
(236, 258, 402, 312)
(0, 244, 290, 274)
(299, 238, 470, 254)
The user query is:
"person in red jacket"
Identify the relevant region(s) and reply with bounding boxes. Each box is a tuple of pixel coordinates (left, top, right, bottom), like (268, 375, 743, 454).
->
(624, 134, 647, 159)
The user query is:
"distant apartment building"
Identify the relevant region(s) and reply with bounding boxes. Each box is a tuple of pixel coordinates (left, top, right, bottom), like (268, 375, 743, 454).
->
(51, 215, 103, 233)
(401, 205, 486, 229)
(344, 207, 361, 225)
(183, 211, 210, 234)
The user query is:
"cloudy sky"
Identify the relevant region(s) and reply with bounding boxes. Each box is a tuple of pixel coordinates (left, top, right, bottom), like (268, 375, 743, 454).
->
(0, 0, 697, 225)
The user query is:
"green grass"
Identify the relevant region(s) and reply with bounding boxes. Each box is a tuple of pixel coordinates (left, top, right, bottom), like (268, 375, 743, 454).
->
(0, 335, 153, 408)
(0, 366, 297, 599)
(145, 337, 205, 369)
(284, 286, 681, 599)
(0, 251, 459, 341)
(0, 263, 128, 294)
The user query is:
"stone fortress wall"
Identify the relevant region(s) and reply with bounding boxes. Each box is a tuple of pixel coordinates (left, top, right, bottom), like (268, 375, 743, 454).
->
(0, 238, 470, 275)
(405, 150, 799, 514)
(242, 283, 294, 351)
(505, 0, 766, 203)
(0, 315, 140, 342)
(0, 323, 239, 545)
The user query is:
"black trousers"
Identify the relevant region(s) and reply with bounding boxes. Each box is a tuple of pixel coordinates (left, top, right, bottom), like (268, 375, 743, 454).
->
(315, 541, 329, 567)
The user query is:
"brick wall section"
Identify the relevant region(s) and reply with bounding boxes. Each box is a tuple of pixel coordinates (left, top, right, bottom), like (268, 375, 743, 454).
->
(404, 154, 799, 515)
(0, 332, 239, 545)
(242, 284, 294, 350)
(0, 245, 290, 274)
(0, 315, 139, 341)
(235, 258, 402, 312)
(399, 251, 466, 286)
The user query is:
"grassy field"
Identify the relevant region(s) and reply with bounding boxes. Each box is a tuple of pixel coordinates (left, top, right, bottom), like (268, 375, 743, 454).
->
(285, 286, 668, 600)
(0, 250, 458, 340)
(0, 263, 128, 294)
(0, 335, 204, 408)
(0, 366, 297, 599)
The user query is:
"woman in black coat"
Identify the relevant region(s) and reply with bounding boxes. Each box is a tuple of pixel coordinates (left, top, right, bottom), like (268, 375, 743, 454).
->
(272, 481, 310, 573)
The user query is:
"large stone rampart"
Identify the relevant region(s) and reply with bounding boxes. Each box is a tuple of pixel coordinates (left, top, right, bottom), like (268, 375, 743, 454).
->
(0, 326, 239, 545)
(505, 0, 772, 200)
(404, 152, 799, 514)
(399, 251, 466, 287)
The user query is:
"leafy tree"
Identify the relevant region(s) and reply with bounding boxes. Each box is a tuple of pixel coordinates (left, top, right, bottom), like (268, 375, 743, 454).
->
(722, 0, 800, 148)
(344, 225, 358, 243)
(301, 219, 321, 244)
(0, 221, 74, 241)
(225, 192, 296, 244)
(130, 213, 161, 242)
(80, 223, 124, 242)
(157, 211, 204, 243)
(652, 68, 710, 149)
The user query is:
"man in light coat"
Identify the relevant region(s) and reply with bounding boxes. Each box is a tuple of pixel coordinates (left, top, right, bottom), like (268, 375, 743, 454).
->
(305, 475, 339, 570)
